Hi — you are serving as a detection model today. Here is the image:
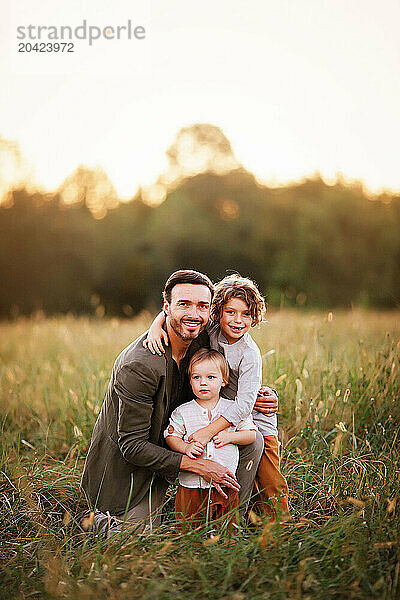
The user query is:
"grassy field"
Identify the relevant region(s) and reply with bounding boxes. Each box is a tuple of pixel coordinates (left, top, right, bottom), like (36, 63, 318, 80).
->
(0, 310, 399, 599)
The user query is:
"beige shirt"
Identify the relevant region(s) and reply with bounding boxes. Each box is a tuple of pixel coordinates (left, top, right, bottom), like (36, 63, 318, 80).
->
(208, 323, 278, 437)
(165, 397, 256, 489)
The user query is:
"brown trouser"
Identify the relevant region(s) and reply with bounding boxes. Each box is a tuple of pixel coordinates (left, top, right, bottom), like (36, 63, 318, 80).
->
(175, 485, 239, 531)
(252, 435, 290, 521)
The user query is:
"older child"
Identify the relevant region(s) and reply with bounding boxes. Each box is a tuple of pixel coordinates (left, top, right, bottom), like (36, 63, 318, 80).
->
(146, 274, 290, 521)
(165, 348, 256, 529)
(207, 275, 290, 521)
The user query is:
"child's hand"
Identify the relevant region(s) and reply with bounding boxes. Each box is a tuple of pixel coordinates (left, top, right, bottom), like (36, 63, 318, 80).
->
(188, 426, 213, 447)
(213, 430, 233, 448)
(185, 440, 205, 459)
(143, 322, 168, 355)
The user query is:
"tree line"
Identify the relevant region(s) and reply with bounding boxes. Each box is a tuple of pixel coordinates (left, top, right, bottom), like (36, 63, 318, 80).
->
(1, 169, 399, 318)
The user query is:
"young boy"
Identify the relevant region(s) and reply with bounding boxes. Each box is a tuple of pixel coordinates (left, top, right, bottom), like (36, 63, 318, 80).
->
(145, 274, 290, 522)
(164, 348, 256, 529)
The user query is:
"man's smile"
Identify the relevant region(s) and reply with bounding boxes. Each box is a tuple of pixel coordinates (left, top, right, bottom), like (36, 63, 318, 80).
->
(182, 320, 202, 328)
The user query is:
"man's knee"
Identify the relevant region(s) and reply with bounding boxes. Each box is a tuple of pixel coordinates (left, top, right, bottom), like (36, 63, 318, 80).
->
(238, 429, 264, 465)
(90, 478, 169, 538)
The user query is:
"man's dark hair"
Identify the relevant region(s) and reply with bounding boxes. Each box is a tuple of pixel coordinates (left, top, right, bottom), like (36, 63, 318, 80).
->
(163, 270, 214, 304)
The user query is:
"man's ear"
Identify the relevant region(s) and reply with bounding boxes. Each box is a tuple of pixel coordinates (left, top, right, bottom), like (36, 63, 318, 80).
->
(163, 299, 170, 316)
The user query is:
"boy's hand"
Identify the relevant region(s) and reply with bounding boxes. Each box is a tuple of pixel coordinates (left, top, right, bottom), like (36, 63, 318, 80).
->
(254, 386, 278, 416)
(188, 426, 213, 446)
(143, 328, 168, 355)
(184, 440, 205, 459)
(213, 430, 233, 448)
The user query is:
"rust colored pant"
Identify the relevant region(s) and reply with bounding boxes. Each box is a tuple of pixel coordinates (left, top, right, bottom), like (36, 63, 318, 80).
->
(175, 485, 239, 531)
(252, 435, 290, 521)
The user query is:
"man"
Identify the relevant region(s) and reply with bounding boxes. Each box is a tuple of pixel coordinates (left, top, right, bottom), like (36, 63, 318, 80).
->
(81, 270, 266, 536)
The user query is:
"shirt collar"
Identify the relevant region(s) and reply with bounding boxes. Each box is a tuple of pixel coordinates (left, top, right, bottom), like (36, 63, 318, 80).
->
(217, 329, 248, 348)
(193, 398, 222, 414)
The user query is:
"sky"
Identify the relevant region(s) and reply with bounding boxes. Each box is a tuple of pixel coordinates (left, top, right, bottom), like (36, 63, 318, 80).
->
(1, 0, 400, 199)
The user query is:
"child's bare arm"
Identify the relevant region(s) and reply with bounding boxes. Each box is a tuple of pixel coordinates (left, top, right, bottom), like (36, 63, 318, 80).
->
(213, 429, 256, 448)
(165, 435, 187, 453)
(188, 417, 231, 445)
(143, 311, 168, 355)
(188, 391, 278, 447)
(166, 435, 204, 459)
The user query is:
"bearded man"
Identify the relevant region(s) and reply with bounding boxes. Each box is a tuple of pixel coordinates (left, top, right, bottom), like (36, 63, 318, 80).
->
(81, 269, 264, 536)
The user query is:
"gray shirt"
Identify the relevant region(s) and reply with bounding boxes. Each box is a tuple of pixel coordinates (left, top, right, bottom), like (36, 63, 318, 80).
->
(208, 323, 278, 437)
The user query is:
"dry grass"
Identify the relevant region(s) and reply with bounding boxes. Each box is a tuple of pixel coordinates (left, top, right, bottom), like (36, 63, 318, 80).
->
(0, 310, 399, 599)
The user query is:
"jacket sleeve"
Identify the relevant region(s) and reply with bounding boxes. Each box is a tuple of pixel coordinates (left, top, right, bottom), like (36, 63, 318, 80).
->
(115, 362, 182, 479)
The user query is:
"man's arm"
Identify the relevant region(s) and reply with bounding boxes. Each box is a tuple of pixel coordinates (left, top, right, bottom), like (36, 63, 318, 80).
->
(179, 455, 240, 498)
(115, 362, 182, 479)
(116, 363, 239, 495)
(253, 387, 279, 415)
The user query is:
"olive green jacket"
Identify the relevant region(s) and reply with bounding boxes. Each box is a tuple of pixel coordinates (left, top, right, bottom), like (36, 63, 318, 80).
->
(81, 330, 208, 515)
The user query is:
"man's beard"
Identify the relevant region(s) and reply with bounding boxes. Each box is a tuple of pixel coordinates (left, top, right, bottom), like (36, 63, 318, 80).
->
(169, 316, 202, 342)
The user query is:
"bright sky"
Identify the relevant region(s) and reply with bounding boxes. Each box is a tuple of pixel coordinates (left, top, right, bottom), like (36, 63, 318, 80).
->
(1, 0, 399, 199)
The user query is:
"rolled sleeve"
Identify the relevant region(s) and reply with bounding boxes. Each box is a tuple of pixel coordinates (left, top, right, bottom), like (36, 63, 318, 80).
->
(221, 353, 262, 426)
(164, 406, 186, 439)
(115, 363, 182, 480)
(236, 414, 257, 431)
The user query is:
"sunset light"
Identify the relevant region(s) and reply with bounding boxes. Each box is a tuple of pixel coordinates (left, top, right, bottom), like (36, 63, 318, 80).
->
(1, 0, 399, 200)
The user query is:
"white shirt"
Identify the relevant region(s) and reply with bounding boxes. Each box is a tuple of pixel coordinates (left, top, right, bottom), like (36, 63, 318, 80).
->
(164, 397, 256, 489)
(208, 323, 278, 437)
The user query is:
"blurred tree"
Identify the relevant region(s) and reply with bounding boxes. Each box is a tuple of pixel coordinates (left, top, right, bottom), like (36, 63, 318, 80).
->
(0, 189, 95, 315)
(0, 137, 32, 205)
(1, 129, 400, 317)
(58, 165, 119, 219)
(164, 123, 240, 184)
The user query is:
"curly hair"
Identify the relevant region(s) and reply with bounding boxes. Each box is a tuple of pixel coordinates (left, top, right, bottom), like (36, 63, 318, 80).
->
(211, 274, 266, 326)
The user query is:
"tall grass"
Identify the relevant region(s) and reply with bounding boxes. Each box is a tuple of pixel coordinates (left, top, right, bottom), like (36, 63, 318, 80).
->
(1, 310, 399, 599)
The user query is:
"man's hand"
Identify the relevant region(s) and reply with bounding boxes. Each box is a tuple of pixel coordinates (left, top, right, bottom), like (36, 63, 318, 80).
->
(188, 426, 214, 446)
(180, 456, 240, 498)
(213, 430, 233, 448)
(184, 440, 205, 459)
(253, 386, 278, 416)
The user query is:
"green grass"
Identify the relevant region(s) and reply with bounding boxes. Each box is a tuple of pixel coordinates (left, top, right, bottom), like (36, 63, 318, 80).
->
(0, 310, 399, 599)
